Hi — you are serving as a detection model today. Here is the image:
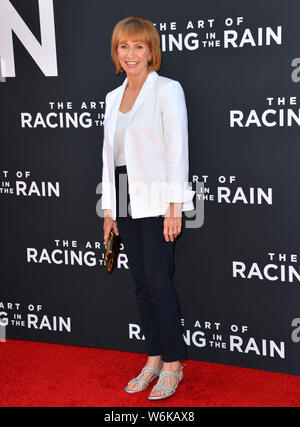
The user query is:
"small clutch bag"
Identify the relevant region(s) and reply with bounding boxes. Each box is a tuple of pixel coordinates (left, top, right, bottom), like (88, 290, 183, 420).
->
(105, 229, 121, 273)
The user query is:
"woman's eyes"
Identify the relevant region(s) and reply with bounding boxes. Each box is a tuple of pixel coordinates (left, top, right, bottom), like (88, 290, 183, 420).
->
(120, 45, 144, 49)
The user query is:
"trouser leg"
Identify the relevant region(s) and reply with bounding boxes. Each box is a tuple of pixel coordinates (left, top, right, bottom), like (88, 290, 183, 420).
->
(115, 165, 186, 362)
(139, 216, 186, 362)
(115, 166, 161, 356)
(117, 216, 162, 356)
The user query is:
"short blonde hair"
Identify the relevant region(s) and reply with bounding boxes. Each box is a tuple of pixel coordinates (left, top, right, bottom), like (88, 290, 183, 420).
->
(111, 16, 161, 74)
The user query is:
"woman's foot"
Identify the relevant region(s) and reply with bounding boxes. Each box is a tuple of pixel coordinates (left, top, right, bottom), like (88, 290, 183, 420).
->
(126, 355, 163, 392)
(148, 360, 184, 398)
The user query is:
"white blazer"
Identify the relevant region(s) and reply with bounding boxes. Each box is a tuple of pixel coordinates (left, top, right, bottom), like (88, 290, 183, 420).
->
(101, 70, 195, 220)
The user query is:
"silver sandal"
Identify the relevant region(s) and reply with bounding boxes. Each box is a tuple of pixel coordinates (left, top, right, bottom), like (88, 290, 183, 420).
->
(125, 365, 161, 393)
(148, 363, 186, 400)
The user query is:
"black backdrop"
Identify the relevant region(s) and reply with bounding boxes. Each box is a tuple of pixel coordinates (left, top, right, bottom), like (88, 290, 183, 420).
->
(1, 0, 300, 376)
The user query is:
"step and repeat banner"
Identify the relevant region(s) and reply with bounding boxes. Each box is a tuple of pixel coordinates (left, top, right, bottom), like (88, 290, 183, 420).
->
(1, 0, 300, 376)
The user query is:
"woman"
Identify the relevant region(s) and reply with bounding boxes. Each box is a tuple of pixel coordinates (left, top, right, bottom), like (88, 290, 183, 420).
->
(101, 16, 195, 400)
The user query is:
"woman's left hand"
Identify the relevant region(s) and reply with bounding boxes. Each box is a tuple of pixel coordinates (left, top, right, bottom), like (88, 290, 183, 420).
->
(163, 203, 183, 242)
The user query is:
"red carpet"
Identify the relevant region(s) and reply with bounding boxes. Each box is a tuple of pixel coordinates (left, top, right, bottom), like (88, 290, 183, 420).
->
(1, 339, 299, 407)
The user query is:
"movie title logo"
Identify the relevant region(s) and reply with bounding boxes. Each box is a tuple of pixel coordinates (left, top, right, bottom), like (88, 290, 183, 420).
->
(230, 96, 300, 128)
(154, 17, 282, 51)
(20, 101, 105, 129)
(233, 252, 300, 285)
(0, 301, 71, 333)
(26, 238, 129, 270)
(0, 170, 60, 197)
(192, 174, 272, 205)
(129, 319, 285, 359)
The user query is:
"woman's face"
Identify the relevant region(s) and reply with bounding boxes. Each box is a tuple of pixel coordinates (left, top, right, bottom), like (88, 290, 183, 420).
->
(117, 39, 152, 77)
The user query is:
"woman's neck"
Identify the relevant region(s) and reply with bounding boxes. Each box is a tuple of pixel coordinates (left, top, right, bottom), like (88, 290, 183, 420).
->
(126, 70, 151, 91)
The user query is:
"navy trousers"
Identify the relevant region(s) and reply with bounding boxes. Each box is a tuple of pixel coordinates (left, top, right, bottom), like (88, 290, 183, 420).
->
(114, 165, 186, 362)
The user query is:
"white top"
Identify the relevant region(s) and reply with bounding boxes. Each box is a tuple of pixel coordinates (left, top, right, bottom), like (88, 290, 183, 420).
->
(114, 110, 131, 166)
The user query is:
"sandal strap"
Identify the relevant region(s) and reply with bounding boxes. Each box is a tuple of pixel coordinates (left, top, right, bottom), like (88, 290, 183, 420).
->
(143, 366, 161, 375)
(158, 371, 181, 382)
(150, 368, 183, 394)
(151, 383, 175, 394)
(128, 365, 161, 391)
(149, 363, 186, 398)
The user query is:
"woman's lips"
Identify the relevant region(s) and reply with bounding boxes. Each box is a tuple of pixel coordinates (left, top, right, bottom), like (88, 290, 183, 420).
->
(125, 61, 139, 67)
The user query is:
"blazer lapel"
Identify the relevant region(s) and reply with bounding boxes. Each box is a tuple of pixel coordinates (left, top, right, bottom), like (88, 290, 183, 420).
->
(127, 71, 158, 126)
(106, 71, 159, 146)
(105, 77, 128, 147)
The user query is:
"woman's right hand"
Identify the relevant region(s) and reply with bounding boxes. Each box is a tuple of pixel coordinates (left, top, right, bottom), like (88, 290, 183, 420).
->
(103, 210, 119, 245)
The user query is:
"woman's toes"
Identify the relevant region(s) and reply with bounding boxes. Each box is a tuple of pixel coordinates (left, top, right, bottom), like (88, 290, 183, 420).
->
(128, 381, 137, 391)
(151, 390, 163, 397)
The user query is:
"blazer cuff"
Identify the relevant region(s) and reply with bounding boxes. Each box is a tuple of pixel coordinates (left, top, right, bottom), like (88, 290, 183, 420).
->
(166, 182, 195, 204)
(101, 182, 112, 209)
(101, 200, 111, 210)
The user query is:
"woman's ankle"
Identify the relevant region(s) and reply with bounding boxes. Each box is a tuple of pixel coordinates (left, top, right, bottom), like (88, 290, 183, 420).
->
(162, 360, 181, 371)
(147, 355, 163, 368)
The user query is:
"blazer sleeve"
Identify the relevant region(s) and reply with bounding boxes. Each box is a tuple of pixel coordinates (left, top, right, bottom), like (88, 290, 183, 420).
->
(101, 93, 112, 210)
(159, 80, 195, 204)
